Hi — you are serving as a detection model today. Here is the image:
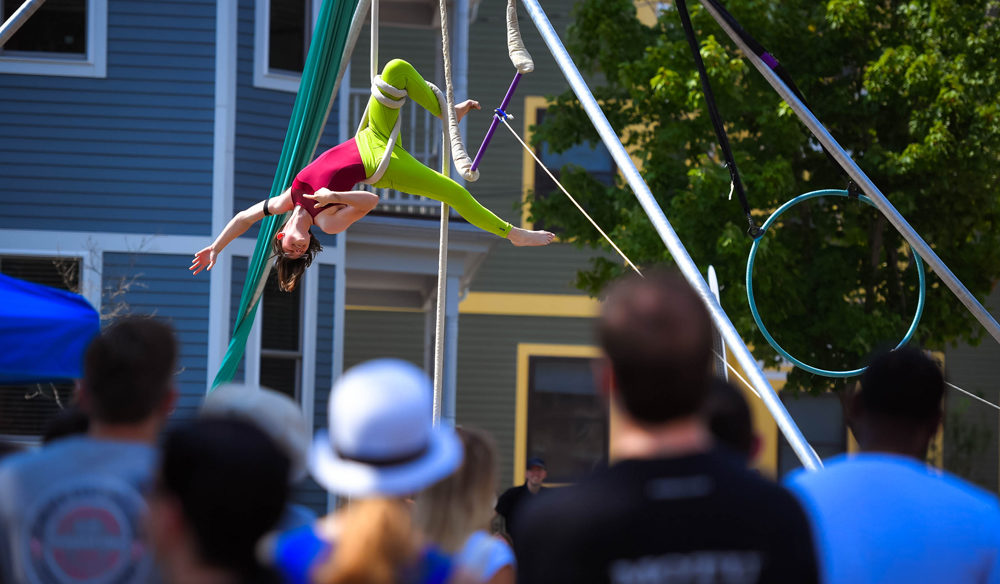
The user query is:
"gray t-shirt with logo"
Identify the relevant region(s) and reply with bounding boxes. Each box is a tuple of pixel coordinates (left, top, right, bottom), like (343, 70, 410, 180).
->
(0, 436, 157, 584)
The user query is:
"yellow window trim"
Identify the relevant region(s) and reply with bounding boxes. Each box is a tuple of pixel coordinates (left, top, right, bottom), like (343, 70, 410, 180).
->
(345, 305, 424, 313)
(521, 96, 548, 230)
(514, 343, 602, 486)
(347, 292, 600, 318)
(460, 292, 599, 318)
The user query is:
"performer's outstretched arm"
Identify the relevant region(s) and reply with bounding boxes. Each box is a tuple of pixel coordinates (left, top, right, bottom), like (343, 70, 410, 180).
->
(191, 190, 294, 274)
(305, 189, 380, 235)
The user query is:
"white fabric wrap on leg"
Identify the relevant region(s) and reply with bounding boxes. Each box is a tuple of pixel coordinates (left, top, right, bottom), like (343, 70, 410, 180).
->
(360, 75, 407, 185)
(507, 0, 534, 74)
(429, 82, 479, 183)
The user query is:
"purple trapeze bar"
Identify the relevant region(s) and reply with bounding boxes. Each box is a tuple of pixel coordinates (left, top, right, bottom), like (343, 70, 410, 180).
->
(471, 72, 523, 171)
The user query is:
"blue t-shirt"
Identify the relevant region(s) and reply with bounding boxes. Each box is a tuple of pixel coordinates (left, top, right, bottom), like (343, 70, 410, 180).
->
(270, 524, 453, 584)
(786, 453, 1000, 584)
(0, 436, 157, 584)
(453, 530, 515, 582)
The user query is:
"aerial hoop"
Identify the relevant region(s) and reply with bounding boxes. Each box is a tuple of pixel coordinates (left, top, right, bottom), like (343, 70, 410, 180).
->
(746, 189, 927, 378)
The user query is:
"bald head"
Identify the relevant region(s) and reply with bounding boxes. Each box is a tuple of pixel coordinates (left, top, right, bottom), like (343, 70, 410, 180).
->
(598, 270, 714, 424)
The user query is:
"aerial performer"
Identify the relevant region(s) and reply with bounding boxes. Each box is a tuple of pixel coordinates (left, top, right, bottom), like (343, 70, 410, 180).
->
(191, 58, 555, 291)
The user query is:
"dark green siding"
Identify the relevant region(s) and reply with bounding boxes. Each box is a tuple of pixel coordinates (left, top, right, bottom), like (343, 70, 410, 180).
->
(457, 314, 596, 489)
(943, 284, 1000, 493)
(344, 309, 426, 370)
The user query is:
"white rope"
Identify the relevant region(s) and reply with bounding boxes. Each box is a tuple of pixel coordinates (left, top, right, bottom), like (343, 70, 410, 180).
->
(436, 0, 479, 181)
(498, 115, 642, 276)
(947, 381, 1000, 411)
(716, 351, 1000, 412)
(506, 0, 534, 73)
(358, 76, 406, 186)
(713, 351, 761, 399)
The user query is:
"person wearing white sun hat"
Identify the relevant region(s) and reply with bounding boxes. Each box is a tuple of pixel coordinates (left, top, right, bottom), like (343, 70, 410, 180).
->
(264, 359, 467, 584)
(309, 358, 463, 497)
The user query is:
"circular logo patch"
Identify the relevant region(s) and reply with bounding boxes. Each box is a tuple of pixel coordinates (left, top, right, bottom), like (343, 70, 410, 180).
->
(25, 478, 150, 584)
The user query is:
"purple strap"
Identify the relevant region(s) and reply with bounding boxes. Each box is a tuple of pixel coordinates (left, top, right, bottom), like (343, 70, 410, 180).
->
(471, 72, 524, 171)
(761, 52, 779, 70)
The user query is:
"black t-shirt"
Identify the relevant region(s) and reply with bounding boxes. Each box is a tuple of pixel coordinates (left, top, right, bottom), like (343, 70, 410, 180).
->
(495, 483, 544, 542)
(513, 450, 818, 584)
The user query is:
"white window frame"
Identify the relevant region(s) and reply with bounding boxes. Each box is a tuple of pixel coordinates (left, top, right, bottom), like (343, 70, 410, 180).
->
(0, 0, 107, 78)
(245, 264, 317, 440)
(253, 0, 322, 93)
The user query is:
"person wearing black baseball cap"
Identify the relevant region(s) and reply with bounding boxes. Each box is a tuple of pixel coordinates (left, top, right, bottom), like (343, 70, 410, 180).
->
(494, 457, 547, 545)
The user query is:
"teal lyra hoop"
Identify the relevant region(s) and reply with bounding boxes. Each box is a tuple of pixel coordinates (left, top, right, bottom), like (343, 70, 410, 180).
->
(746, 189, 927, 378)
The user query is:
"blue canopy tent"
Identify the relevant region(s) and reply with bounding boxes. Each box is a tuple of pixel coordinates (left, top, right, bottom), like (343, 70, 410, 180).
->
(0, 273, 100, 384)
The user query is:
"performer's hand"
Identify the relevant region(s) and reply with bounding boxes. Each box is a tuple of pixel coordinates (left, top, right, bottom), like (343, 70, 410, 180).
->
(190, 246, 217, 275)
(456, 100, 481, 122)
(304, 189, 343, 208)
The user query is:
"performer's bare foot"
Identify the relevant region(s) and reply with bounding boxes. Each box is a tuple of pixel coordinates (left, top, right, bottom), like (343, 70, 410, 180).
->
(507, 227, 555, 247)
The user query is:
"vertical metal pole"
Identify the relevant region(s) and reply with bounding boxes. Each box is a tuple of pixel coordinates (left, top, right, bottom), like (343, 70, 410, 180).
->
(443, 275, 460, 426)
(698, 0, 1000, 347)
(520, 0, 821, 470)
(433, 205, 450, 425)
(0, 0, 46, 47)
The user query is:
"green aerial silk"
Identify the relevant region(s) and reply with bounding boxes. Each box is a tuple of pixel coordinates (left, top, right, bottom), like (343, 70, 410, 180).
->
(212, 0, 361, 390)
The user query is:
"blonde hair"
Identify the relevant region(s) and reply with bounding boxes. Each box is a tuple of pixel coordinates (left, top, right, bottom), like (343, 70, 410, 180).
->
(414, 427, 498, 552)
(312, 498, 419, 584)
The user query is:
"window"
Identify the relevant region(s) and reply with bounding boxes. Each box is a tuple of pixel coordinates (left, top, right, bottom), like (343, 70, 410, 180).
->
(255, 0, 318, 91)
(515, 344, 608, 485)
(0, 256, 81, 439)
(259, 271, 303, 400)
(0, 0, 106, 77)
(269, 0, 308, 73)
(521, 97, 616, 231)
(777, 392, 847, 476)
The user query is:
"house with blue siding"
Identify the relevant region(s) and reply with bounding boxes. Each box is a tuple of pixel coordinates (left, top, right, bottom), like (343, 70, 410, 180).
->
(0, 0, 616, 512)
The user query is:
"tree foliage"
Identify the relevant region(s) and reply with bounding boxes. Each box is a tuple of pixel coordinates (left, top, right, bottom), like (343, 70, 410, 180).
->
(528, 0, 1000, 391)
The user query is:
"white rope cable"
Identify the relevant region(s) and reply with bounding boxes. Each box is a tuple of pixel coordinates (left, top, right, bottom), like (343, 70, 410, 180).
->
(713, 351, 761, 399)
(716, 350, 1000, 412)
(946, 381, 1000, 411)
(506, 0, 534, 73)
(498, 115, 642, 276)
(436, 0, 479, 181)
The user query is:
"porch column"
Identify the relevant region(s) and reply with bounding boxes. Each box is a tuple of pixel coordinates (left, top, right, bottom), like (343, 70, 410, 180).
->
(443, 275, 460, 426)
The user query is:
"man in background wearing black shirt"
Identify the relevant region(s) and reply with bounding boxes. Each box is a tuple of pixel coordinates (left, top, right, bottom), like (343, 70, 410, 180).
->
(514, 270, 818, 584)
(495, 456, 546, 544)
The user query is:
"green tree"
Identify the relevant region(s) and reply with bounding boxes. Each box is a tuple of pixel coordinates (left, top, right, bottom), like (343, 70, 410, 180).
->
(528, 0, 1000, 391)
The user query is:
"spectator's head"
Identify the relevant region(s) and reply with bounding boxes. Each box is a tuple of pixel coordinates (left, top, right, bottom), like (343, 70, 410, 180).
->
(415, 427, 499, 552)
(81, 317, 177, 426)
(704, 378, 759, 462)
(148, 417, 289, 584)
(309, 358, 462, 498)
(525, 457, 547, 490)
(42, 406, 90, 444)
(200, 383, 310, 483)
(850, 347, 945, 458)
(307, 359, 463, 584)
(597, 269, 713, 424)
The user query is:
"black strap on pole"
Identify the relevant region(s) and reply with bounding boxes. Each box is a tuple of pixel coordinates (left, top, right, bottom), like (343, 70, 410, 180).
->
(696, 0, 853, 189)
(675, 0, 760, 238)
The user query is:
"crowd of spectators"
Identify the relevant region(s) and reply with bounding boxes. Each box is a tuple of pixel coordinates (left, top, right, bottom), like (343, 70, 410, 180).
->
(1, 269, 998, 584)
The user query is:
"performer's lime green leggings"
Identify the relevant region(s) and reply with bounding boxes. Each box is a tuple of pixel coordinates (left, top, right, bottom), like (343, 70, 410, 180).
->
(355, 59, 513, 238)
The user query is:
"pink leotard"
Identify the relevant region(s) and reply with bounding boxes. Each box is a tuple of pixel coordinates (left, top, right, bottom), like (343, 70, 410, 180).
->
(290, 138, 368, 219)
